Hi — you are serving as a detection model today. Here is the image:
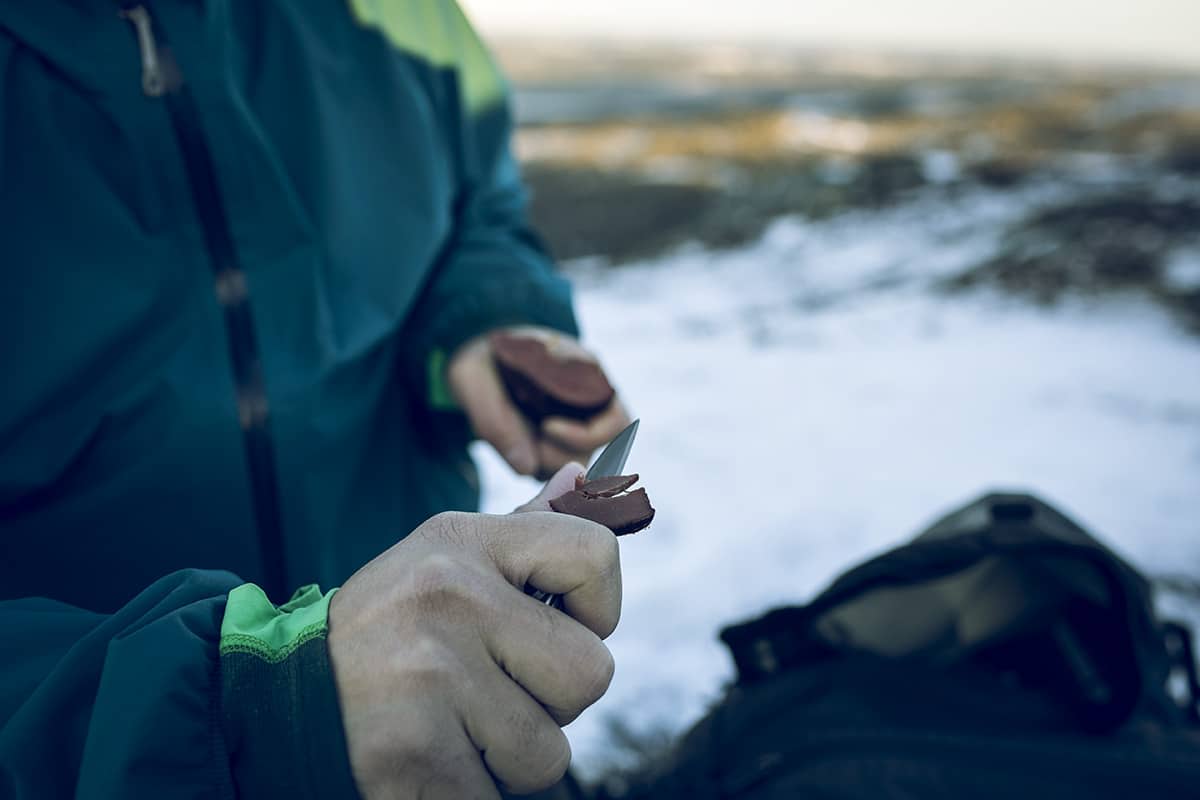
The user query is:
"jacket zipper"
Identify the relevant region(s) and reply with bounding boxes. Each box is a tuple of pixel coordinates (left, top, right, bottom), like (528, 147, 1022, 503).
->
(118, 6, 168, 97)
(121, 5, 288, 600)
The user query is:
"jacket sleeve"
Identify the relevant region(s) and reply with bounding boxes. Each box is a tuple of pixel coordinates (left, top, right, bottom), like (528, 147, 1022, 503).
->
(384, 1, 580, 404)
(0, 571, 359, 799)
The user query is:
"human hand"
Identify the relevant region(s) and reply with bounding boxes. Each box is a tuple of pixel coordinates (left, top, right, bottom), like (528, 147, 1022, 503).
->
(446, 326, 631, 479)
(327, 465, 620, 799)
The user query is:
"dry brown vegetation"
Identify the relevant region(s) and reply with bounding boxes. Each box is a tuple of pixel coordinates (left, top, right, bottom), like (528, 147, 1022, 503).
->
(496, 40, 1200, 331)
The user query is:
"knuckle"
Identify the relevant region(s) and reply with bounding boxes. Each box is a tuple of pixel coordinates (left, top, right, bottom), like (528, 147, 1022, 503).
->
(507, 725, 571, 794)
(595, 599, 622, 641)
(406, 554, 486, 619)
(533, 731, 572, 791)
(575, 521, 620, 572)
(425, 511, 476, 548)
(575, 642, 616, 708)
(577, 530, 622, 637)
(409, 552, 463, 596)
(401, 636, 466, 695)
(551, 638, 615, 722)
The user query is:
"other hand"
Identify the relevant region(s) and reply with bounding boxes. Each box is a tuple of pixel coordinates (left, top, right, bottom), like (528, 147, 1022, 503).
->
(446, 326, 630, 479)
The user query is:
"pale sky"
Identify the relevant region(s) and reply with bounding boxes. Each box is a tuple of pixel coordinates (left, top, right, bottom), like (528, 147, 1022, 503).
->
(461, 0, 1200, 69)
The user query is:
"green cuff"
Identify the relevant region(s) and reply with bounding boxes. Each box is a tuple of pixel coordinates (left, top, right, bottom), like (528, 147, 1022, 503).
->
(220, 584, 361, 799)
(428, 348, 460, 411)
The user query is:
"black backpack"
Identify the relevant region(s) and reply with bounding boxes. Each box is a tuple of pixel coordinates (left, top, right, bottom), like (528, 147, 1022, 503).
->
(593, 492, 1200, 799)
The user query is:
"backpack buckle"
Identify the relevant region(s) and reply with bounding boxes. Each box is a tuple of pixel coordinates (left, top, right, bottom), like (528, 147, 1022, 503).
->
(1163, 622, 1200, 724)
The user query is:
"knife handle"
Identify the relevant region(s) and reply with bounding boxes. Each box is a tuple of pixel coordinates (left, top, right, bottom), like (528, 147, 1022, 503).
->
(526, 586, 565, 610)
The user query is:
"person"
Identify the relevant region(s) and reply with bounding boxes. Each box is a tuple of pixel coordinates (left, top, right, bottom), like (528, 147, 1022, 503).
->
(0, 1, 630, 797)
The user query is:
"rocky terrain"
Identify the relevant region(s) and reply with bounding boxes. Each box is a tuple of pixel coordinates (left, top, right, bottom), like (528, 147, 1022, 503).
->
(495, 39, 1200, 332)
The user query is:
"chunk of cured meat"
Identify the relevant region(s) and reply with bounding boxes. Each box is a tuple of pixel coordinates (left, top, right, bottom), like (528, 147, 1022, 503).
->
(550, 474, 655, 536)
(490, 331, 615, 422)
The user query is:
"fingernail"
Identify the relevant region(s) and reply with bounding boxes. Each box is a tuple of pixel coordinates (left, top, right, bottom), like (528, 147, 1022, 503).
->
(545, 463, 585, 496)
(506, 443, 538, 475)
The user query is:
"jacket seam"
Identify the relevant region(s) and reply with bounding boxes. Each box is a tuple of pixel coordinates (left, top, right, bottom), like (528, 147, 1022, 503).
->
(219, 626, 329, 664)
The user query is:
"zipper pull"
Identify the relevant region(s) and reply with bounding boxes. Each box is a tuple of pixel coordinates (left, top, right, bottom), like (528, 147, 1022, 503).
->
(120, 5, 168, 97)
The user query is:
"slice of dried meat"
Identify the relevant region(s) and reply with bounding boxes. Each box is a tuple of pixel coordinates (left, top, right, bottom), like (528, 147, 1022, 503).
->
(550, 473, 655, 536)
(490, 331, 615, 422)
(574, 474, 638, 497)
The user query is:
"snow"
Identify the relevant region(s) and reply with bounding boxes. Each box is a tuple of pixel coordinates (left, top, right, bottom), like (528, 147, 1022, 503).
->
(473, 186, 1200, 777)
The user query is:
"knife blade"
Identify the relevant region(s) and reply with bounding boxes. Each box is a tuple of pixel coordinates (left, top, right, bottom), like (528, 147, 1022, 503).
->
(585, 418, 639, 481)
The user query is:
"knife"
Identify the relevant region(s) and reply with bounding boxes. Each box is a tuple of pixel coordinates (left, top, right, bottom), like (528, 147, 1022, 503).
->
(526, 418, 640, 608)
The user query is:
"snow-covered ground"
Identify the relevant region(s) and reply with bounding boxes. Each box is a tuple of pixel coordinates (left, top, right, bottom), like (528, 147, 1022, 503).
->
(474, 185, 1200, 777)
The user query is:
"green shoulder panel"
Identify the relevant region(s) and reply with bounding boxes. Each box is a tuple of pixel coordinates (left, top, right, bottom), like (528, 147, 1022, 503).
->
(347, 0, 507, 115)
(220, 583, 336, 663)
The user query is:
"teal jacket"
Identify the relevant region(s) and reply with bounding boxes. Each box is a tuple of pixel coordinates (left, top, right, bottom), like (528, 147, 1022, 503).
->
(0, 1, 578, 796)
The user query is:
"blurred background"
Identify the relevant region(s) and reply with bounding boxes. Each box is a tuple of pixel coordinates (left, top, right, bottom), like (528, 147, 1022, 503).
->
(460, 0, 1200, 784)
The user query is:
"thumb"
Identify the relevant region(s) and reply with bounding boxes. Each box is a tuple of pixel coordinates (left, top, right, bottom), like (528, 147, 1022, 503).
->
(449, 340, 539, 475)
(513, 461, 587, 514)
